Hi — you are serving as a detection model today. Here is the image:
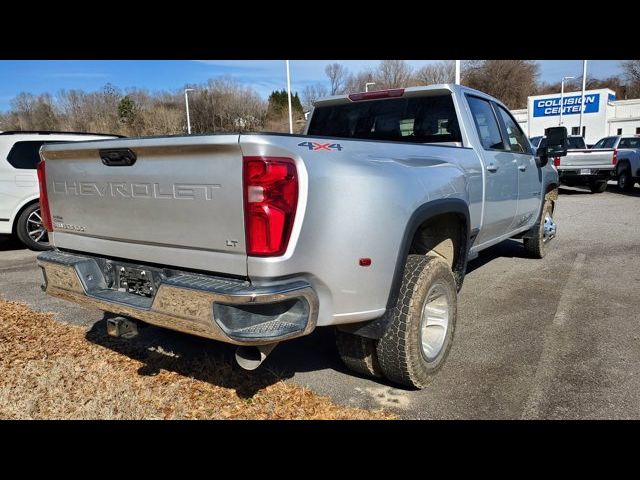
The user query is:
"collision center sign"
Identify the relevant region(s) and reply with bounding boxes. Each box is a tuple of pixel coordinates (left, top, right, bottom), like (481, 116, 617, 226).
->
(533, 93, 600, 117)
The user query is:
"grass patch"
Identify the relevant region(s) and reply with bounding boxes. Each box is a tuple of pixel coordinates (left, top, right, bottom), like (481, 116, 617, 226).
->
(0, 300, 395, 420)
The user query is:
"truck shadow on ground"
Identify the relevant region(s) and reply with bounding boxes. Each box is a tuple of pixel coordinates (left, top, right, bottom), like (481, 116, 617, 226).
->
(83, 233, 541, 394)
(86, 237, 531, 394)
(85, 315, 345, 397)
(0, 236, 25, 252)
(466, 239, 529, 274)
(559, 184, 640, 197)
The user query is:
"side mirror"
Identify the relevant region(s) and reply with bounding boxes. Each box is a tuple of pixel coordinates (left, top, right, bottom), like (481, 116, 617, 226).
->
(535, 126, 568, 168)
(543, 126, 568, 158)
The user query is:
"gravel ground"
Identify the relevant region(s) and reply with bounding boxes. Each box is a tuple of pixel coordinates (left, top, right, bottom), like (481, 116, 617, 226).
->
(1, 182, 639, 419)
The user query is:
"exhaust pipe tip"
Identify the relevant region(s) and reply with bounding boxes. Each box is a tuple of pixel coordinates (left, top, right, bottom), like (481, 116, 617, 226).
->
(235, 343, 278, 371)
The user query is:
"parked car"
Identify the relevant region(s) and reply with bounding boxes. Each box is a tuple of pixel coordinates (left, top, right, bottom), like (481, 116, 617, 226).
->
(36, 85, 565, 389)
(0, 131, 120, 250)
(531, 134, 614, 193)
(591, 135, 640, 192)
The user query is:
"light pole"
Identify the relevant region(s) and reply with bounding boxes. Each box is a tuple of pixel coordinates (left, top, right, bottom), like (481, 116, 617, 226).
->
(365, 82, 376, 92)
(285, 60, 293, 134)
(455, 60, 461, 85)
(559, 76, 575, 127)
(184, 88, 195, 134)
(578, 60, 588, 137)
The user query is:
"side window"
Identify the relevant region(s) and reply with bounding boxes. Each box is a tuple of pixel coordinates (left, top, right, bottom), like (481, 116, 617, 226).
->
(592, 138, 606, 149)
(466, 96, 504, 150)
(495, 105, 530, 154)
(603, 137, 617, 149)
(6, 140, 66, 170)
(619, 138, 640, 149)
(6, 141, 47, 170)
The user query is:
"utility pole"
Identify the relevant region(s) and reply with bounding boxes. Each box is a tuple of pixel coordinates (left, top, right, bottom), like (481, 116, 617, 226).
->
(184, 88, 195, 134)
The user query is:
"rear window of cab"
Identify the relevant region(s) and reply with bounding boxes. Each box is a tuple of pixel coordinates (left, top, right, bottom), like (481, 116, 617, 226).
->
(308, 95, 462, 144)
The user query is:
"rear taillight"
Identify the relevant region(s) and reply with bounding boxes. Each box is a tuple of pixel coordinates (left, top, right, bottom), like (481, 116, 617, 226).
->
(553, 157, 560, 167)
(243, 156, 298, 256)
(36, 160, 53, 232)
(348, 88, 405, 101)
(612, 149, 618, 165)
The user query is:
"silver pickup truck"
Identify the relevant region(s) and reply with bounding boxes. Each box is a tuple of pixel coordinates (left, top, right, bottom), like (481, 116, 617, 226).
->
(531, 135, 616, 193)
(591, 135, 640, 192)
(36, 85, 564, 388)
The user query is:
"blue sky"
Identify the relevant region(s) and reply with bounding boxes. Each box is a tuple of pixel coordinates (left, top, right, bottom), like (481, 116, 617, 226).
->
(0, 60, 625, 112)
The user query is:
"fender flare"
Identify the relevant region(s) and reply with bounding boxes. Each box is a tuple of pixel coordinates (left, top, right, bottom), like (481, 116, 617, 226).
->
(616, 159, 631, 174)
(341, 198, 471, 339)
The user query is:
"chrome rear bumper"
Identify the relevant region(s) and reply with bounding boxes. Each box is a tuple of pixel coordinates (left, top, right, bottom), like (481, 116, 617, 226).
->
(37, 250, 318, 346)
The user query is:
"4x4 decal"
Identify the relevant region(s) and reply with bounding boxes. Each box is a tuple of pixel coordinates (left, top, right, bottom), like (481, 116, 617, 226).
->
(298, 141, 343, 151)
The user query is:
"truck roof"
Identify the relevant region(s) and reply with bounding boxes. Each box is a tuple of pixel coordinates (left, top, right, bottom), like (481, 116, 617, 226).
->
(313, 84, 506, 109)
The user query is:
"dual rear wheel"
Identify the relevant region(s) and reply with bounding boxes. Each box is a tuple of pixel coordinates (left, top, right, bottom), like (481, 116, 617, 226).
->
(337, 194, 556, 389)
(336, 255, 457, 389)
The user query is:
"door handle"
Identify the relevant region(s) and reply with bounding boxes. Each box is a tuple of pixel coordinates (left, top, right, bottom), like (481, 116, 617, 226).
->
(100, 148, 137, 166)
(518, 165, 527, 172)
(486, 163, 499, 172)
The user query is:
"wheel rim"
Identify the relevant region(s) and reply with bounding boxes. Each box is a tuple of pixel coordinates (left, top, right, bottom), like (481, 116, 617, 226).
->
(420, 283, 450, 362)
(26, 208, 49, 246)
(543, 212, 556, 243)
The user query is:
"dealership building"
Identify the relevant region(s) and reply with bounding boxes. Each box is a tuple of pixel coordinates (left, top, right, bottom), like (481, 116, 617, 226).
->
(511, 88, 640, 145)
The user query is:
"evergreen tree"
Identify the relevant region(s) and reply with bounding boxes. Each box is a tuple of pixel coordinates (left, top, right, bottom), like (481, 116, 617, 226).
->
(268, 90, 303, 115)
(117, 95, 137, 126)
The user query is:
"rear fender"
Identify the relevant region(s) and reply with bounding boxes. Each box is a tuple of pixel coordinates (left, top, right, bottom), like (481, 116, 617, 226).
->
(340, 198, 470, 339)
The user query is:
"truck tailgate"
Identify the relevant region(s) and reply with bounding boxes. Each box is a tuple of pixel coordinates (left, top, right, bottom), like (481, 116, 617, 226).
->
(40, 135, 248, 276)
(560, 149, 615, 168)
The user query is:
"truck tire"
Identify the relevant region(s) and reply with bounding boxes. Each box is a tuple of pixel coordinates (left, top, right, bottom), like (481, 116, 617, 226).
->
(589, 180, 608, 193)
(335, 330, 383, 378)
(617, 165, 634, 192)
(376, 255, 457, 389)
(15, 202, 52, 251)
(523, 194, 555, 259)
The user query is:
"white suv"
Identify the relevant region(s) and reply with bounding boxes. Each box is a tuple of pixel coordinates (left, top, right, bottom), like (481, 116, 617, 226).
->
(0, 131, 120, 250)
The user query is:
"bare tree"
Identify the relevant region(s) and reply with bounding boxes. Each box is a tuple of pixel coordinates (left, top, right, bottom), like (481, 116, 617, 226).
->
(344, 69, 376, 94)
(325, 63, 348, 95)
(463, 60, 540, 109)
(5, 93, 59, 131)
(376, 60, 413, 89)
(302, 83, 329, 109)
(414, 61, 455, 86)
(189, 76, 266, 134)
(621, 60, 640, 98)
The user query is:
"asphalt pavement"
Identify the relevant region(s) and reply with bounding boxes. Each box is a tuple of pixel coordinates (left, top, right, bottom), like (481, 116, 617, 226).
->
(2, 182, 639, 419)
